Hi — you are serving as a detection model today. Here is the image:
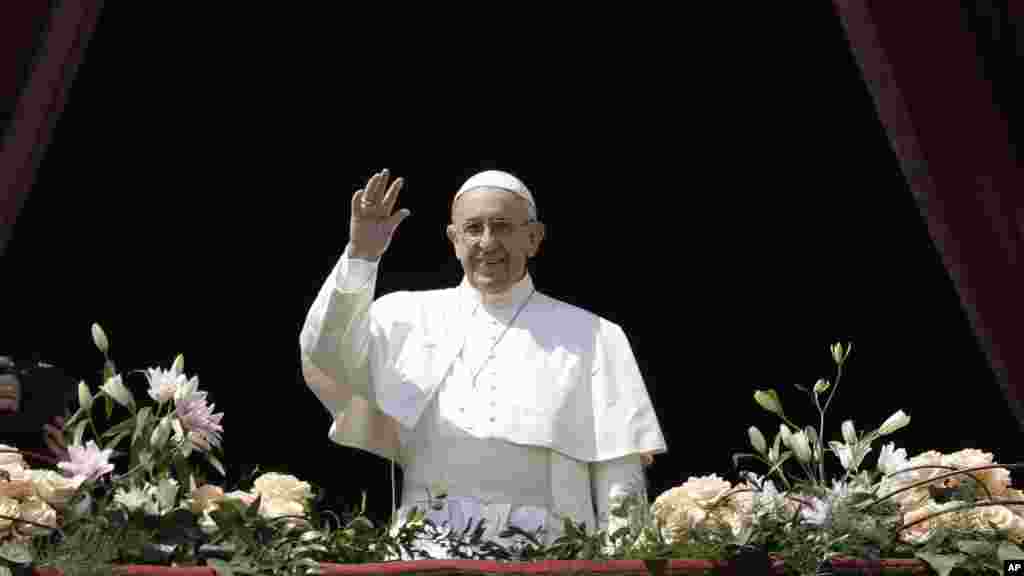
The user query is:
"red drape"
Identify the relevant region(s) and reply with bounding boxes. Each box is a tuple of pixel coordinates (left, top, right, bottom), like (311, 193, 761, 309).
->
(0, 0, 103, 257)
(833, 1, 1023, 428)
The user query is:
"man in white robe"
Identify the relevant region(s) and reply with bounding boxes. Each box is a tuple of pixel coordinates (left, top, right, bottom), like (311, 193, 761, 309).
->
(299, 168, 667, 555)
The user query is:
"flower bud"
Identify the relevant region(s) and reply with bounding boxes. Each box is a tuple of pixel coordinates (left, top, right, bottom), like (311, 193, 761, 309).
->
(748, 426, 767, 456)
(753, 389, 785, 417)
(779, 423, 792, 448)
(789, 431, 813, 463)
(150, 417, 171, 450)
(91, 323, 109, 354)
(813, 378, 830, 395)
(100, 375, 134, 411)
(78, 381, 93, 411)
(804, 426, 820, 460)
(878, 410, 910, 436)
(842, 420, 857, 446)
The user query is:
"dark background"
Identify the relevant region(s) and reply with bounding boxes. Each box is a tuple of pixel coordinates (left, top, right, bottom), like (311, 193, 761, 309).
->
(2, 3, 1020, 524)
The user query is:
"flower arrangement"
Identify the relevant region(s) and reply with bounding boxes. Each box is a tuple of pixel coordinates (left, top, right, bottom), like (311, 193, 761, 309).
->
(637, 342, 1024, 575)
(3, 329, 1024, 576)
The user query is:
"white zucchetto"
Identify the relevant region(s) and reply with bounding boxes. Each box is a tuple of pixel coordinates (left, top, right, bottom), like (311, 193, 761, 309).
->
(454, 170, 537, 220)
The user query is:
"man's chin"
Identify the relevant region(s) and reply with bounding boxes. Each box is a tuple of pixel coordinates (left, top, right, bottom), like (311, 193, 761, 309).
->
(470, 274, 511, 294)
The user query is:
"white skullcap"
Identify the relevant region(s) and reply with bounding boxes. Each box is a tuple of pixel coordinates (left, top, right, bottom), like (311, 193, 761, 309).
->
(454, 170, 537, 220)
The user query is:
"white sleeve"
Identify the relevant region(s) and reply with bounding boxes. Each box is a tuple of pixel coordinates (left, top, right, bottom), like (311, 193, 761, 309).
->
(335, 244, 380, 293)
(299, 244, 380, 417)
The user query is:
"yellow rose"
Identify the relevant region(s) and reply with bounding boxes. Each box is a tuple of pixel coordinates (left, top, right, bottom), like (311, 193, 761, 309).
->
(189, 484, 225, 514)
(30, 470, 82, 510)
(259, 497, 304, 519)
(941, 449, 1011, 497)
(651, 476, 750, 543)
(14, 497, 57, 537)
(252, 473, 312, 504)
(0, 446, 25, 468)
(1003, 488, 1024, 517)
(0, 478, 35, 500)
(0, 496, 20, 531)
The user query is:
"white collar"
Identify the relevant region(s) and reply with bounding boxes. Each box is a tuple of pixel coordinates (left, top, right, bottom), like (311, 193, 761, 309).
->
(457, 272, 535, 310)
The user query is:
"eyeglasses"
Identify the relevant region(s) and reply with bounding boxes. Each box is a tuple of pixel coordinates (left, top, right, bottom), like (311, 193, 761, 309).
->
(455, 218, 531, 241)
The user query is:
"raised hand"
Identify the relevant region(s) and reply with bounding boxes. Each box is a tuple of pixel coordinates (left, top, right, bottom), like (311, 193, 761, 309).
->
(348, 169, 410, 261)
(43, 416, 68, 461)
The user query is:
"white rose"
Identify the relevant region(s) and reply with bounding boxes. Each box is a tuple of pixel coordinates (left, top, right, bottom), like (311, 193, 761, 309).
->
(14, 497, 57, 536)
(252, 473, 312, 504)
(678, 474, 732, 504)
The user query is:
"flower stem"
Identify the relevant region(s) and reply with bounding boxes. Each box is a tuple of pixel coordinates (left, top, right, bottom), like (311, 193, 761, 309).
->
(817, 362, 843, 486)
(896, 499, 1024, 534)
(863, 463, 1015, 510)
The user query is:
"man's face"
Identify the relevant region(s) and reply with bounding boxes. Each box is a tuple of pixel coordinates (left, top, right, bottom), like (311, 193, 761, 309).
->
(447, 187, 544, 295)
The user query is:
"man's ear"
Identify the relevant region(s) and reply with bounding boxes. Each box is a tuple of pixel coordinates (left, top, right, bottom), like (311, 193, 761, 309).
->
(527, 222, 545, 258)
(446, 224, 461, 256)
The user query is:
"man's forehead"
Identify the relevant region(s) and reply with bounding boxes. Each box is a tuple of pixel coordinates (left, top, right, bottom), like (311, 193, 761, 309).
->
(452, 187, 529, 219)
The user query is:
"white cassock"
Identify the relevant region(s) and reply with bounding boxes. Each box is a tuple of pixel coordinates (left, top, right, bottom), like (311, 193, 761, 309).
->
(299, 246, 667, 555)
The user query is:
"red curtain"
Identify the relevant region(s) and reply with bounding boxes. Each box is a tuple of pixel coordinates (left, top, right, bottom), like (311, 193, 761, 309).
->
(0, 1, 103, 257)
(833, 1, 1023, 429)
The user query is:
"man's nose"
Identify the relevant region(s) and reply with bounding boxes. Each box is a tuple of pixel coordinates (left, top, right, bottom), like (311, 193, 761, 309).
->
(477, 226, 500, 248)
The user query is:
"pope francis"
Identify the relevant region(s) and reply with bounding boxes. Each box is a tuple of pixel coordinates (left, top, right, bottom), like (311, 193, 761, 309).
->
(299, 168, 667, 555)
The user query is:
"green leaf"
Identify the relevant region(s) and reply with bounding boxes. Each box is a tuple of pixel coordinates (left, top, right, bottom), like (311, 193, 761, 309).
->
(957, 539, 995, 556)
(764, 451, 794, 480)
(102, 418, 136, 438)
(72, 419, 88, 446)
(205, 452, 226, 477)
(999, 542, 1024, 562)
(132, 407, 151, 447)
(915, 551, 967, 576)
(105, 429, 131, 452)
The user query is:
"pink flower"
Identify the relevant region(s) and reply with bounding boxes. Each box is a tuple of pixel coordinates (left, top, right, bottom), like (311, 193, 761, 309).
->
(174, 380, 224, 452)
(57, 441, 115, 482)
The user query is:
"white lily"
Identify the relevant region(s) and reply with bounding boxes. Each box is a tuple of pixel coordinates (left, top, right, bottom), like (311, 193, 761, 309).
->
(877, 442, 909, 476)
(154, 478, 179, 512)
